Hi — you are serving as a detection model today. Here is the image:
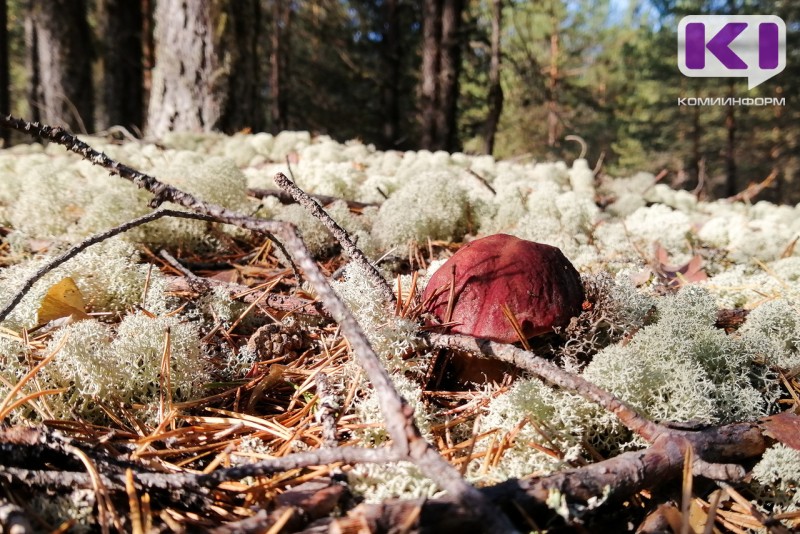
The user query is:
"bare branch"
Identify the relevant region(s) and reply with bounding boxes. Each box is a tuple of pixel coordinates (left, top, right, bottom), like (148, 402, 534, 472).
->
(428, 333, 667, 442)
(248, 187, 378, 210)
(273, 172, 397, 306)
(0, 208, 219, 323)
(0, 115, 514, 532)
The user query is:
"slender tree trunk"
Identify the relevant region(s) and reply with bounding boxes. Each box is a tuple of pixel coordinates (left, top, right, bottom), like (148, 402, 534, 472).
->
(26, 0, 94, 132)
(546, 11, 559, 148)
(420, 0, 463, 152)
(98, 0, 143, 132)
(420, 0, 441, 150)
(217, 0, 263, 133)
(270, 0, 290, 133)
(725, 82, 737, 197)
(23, 4, 40, 123)
(0, 0, 9, 145)
(380, 0, 400, 148)
(690, 105, 701, 191)
(437, 0, 463, 152)
(147, 0, 263, 138)
(483, 0, 503, 155)
(141, 0, 154, 104)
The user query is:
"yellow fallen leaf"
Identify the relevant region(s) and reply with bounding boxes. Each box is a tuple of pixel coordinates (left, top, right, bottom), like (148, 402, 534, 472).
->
(37, 277, 91, 325)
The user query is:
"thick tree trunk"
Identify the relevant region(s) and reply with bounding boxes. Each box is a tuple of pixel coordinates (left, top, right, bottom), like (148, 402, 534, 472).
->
(147, 0, 263, 138)
(26, 0, 94, 133)
(483, 0, 503, 155)
(98, 0, 143, 132)
(420, 0, 441, 150)
(216, 0, 263, 133)
(142, 0, 154, 103)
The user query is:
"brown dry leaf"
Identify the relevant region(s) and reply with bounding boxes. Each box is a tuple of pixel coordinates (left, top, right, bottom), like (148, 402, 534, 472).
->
(758, 411, 800, 451)
(37, 277, 91, 325)
(208, 269, 239, 283)
(637, 502, 682, 533)
(28, 239, 53, 253)
(651, 242, 708, 288)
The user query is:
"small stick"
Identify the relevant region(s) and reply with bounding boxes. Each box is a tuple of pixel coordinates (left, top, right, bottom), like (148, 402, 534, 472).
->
(273, 172, 396, 306)
(0, 209, 218, 323)
(159, 250, 198, 279)
(467, 169, 497, 195)
(428, 333, 667, 442)
(315, 372, 340, 447)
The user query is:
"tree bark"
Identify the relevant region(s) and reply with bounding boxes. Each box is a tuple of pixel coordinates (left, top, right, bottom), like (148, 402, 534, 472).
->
(98, 0, 144, 132)
(141, 0, 154, 103)
(26, 0, 94, 133)
(269, 0, 291, 133)
(215, 0, 263, 133)
(0, 0, 9, 146)
(437, 0, 463, 152)
(546, 10, 559, 148)
(380, 0, 400, 148)
(146, 0, 263, 138)
(420, 0, 441, 150)
(420, 0, 463, 152)
(483, 0, 503, 155)
(725, 82, 737, 197)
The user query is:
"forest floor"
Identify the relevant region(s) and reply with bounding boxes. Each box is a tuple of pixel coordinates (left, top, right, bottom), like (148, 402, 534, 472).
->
(0, 116, 798, 533)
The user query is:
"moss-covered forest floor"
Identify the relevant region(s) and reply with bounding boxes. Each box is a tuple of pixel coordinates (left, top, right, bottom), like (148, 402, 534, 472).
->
(0, 116, 799, 533)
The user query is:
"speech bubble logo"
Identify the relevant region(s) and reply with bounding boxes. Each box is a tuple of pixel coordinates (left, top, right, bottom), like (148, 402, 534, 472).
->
(678, 15, 786, 90)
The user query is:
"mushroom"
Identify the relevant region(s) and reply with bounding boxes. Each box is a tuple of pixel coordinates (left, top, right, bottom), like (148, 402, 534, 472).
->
(422, 234, 584, 343)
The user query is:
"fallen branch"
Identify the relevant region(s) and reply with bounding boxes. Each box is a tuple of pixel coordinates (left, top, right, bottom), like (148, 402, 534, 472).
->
(428, 333, 668, 442)
(0, 115, 515, 533)
(0, 209, 219, 323)
(328, 420, 774, 533)
(273, 172, 396, 306)
(248, 187, 378, 211)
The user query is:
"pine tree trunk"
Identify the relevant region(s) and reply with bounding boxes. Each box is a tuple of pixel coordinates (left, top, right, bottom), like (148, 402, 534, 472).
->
(725, 83, 737, 197)
(420, 0, 441, 150)
(380, 0, 400, 148)
(483, 0, 503, 155)
(216, 0, 263, 133)
(26, 0, 94, 132)
(98, 0, 143, 132)
(546, 12, 559, 148)
(0, 0, 9, 145)
(437, 0, 463, 152)
(269, 0, 290, 133)
(147, 0, 263, 138)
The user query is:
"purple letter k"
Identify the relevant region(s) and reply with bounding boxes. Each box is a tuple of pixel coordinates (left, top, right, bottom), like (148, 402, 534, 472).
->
(686, 22, 748, 70)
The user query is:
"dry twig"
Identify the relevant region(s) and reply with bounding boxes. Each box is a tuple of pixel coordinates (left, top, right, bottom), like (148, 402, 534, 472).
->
(0, 209, 219, 323)
(0, 115, 514, 533)
(273, 172, 397, 306)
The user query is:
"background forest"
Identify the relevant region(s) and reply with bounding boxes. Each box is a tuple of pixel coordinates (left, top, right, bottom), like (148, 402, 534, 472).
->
(1, 0, 798, 202)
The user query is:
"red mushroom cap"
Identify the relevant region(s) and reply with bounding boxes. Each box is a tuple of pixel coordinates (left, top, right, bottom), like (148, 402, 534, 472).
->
(422, 234, 584, 343)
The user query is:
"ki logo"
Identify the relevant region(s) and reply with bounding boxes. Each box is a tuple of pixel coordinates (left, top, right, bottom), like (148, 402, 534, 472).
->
(678, 15, 786, 90)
